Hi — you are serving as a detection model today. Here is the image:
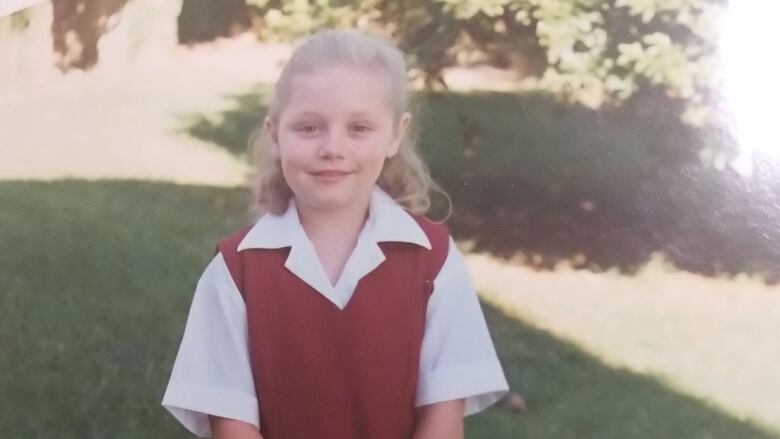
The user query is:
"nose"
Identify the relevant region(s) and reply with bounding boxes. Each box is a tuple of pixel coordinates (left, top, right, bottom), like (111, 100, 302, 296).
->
(317, 127, 345, 159)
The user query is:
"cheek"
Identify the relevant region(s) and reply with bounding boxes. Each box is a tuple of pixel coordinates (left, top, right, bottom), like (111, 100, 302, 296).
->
(357, 134, 394, 164)
(276, 137, 309, 169)
(354, 145, 388, 171)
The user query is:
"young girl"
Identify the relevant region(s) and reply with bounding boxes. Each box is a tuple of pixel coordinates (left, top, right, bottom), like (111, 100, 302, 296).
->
(162, 29, 509, 439)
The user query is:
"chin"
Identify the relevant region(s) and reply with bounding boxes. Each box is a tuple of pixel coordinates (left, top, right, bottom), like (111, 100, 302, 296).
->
(293, 183, 371, 213)
(299, 192, 352, 212)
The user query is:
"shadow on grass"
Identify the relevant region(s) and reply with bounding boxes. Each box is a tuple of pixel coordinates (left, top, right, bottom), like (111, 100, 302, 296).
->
(0, 180, 777, 438)
(175, 84, 270, 157)
(176, 85, 780, 282)
(472, 300, 778, 439)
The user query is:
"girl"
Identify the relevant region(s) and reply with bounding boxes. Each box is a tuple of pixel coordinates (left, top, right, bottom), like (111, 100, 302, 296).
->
(162, 29, 509, 439)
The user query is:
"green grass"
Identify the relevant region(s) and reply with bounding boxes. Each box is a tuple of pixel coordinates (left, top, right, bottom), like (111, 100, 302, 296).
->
(471, 303, 777, 438)
(1, 180, 776, 439)
(0, 180, 248, 438)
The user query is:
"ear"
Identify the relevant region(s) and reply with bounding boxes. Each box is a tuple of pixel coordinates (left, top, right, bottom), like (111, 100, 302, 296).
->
(265, 116, 280, 158)
(388, 112, 411, 158)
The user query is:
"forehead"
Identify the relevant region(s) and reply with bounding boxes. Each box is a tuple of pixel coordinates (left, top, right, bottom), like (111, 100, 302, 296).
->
(282, 65, 394, 118)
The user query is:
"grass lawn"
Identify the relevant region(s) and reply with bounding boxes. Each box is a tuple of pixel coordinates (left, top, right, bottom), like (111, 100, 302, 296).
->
(1, 180, 776, 439)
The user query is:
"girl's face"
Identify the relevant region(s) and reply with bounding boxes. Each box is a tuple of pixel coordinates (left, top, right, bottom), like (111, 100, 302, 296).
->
(267, 64, 410, 215)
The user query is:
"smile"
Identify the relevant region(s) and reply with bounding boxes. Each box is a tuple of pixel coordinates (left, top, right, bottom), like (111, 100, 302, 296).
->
(310, 170, 352, 181)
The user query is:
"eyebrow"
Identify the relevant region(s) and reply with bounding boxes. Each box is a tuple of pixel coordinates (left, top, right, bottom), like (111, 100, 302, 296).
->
(287, 110, 381, 119)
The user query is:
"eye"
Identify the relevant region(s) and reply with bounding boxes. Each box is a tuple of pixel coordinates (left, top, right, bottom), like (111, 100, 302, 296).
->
(351, 123, 373, 133)
(295, 124, 319, 133)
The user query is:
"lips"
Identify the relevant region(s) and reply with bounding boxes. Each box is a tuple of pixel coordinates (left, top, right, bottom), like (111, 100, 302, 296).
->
(309, 170, 353, 183)
(310, 170, 351, 177)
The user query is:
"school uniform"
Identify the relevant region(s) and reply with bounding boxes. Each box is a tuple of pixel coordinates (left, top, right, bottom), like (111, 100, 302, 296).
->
(162, 186, 509, 438)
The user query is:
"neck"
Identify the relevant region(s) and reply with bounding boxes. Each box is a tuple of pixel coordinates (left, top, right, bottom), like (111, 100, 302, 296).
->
(296, 196, 371, 241)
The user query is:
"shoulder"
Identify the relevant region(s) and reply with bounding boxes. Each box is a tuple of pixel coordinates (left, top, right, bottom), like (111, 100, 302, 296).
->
(215, 224, 254, 256)
(213, 224, 256, 297)
(409, 215, 450, 244)
(408, 214, 451, 274)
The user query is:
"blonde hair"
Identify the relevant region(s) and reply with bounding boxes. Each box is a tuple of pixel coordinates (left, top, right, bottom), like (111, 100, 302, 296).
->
(248, 29, 449, 220)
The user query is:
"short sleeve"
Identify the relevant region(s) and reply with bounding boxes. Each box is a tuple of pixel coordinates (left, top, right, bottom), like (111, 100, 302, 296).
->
(161, 253, 260, 437)
(416, 236, 510, 415)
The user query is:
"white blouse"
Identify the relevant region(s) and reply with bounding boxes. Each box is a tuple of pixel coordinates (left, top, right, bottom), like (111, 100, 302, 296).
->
(162, 188, 509, 438)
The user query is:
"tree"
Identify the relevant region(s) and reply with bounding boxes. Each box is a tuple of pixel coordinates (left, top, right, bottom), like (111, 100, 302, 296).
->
(247, 0, 725, 126)
(48, 0, 129, 71)
(8, 0, 725, 126)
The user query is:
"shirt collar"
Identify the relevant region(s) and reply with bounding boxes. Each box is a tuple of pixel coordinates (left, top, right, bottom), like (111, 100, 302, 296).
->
(366, 187, 431, 249)
(237, 196, 302, 251)
(236, 186, 430, 310)
(237, 186, 431, 251)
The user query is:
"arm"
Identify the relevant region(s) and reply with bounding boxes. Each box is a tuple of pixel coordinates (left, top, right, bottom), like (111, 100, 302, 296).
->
(413, 238, 509, 434)
(412, 399, 465, 439)
(161, 254, 261, 437)
(209, 416, 265, 439)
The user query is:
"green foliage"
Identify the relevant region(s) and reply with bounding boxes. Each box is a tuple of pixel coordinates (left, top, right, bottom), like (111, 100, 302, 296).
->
(247, 0, 365, 40)
(246, 0, 724, 125)
(0, 8, 32, 37)
(9, 9, 31, 31)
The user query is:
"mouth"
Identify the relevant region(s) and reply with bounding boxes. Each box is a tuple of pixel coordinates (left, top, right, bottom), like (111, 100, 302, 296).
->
(309, 170, 353, 182)
(310, 170, 352, 177)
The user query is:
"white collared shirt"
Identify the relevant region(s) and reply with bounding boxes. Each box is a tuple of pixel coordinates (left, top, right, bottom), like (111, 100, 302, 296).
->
(162, 187, 509, 437)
